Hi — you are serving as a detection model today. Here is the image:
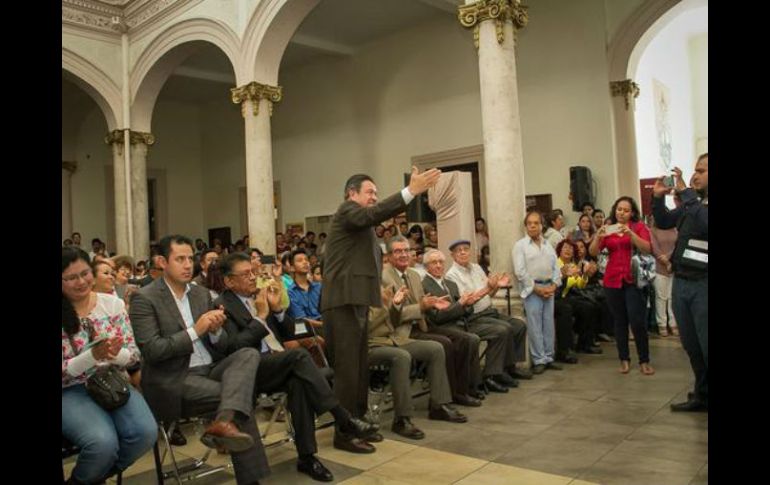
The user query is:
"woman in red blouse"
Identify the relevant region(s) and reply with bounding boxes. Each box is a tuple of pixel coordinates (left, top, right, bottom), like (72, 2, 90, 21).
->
(589, 196, 655, 376)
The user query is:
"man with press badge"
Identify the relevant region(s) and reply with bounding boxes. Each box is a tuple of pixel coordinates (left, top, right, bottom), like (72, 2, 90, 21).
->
(652, 153, 708, 413)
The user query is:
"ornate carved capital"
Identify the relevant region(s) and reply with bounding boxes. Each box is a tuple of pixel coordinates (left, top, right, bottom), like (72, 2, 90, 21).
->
(62, 160, 78, 173)
(458, 0, 529, 49)
(104, 129, 156, 146)
(610, 80, 640, 110)
(231, 82, 283, 117)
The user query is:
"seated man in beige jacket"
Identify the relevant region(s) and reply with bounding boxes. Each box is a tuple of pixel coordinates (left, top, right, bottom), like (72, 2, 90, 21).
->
(367, 285, 467, 440)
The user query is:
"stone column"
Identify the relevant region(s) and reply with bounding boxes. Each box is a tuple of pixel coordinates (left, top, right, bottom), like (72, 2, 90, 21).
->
(458, 0, 529, 275)
(128, 131, 154, 261)
(232, 82, 282, 255)
(62, 161, 77, 242)
(104, 130, 130, 256)
(610, 79, 641, 201)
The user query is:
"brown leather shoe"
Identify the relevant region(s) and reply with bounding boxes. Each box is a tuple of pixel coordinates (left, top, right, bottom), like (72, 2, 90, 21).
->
(333, 435, 376, 454)
(200, 421, 255, 453)
(391, 417, 425, 440)
(428, 404, 467, 423)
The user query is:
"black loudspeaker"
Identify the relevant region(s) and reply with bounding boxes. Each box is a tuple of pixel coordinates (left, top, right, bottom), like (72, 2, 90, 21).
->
(570, 166, 594, 212)
(403, 173, 436, 222)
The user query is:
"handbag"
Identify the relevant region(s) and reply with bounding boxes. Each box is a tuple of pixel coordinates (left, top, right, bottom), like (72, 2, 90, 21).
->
(631, 250, 656, 289)
(85, 365, 131, 411)
(69, 333, 131, 411)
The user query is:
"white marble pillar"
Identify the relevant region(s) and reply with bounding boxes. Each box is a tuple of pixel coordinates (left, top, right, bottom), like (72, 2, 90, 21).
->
(232, 82, 282, 255)
(458, 0, 529, 275)
(62, 161, 76, 242)
(610, 79, 641, 202)
(104, 130, 130, 256)
(129, 131, 154, 261)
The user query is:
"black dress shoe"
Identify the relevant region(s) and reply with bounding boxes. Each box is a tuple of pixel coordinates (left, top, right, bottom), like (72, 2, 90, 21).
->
(392, 417, 425, 439)
(596, 333, 613, 342)
(670, 399, 708, 413)
(333, 435, 376, 453)
(169, 427, 187, 446)
(453, 394, 482, 407)
(531, 364, 545, 375)
(297, 456, 334, 482)
(555, 352, 579, 364)
(428, 404, 468, 423)
(493, 373, 519, 388)
(508, 367, 533, 380)
(578, 346, 603, 354)
(483, 377, 509, 393)
(365, 432, 384, 443)
(545, 362, 563, 371)
(341, 416, 379, 439)
(469, 389, 486, 400)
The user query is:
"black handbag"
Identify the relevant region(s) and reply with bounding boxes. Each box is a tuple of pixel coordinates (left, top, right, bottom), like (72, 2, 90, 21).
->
(68, 333, 131, 411)
(85, 365, 131, 411)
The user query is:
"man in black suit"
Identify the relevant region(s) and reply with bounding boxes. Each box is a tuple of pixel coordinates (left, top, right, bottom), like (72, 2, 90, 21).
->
(320, 167, 441, 452)
(130, 235, 267, 485)
(214, 253, 377, 481)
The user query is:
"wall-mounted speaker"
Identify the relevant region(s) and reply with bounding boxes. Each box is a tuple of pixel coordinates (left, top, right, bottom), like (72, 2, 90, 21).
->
(570, 166, 594, 212)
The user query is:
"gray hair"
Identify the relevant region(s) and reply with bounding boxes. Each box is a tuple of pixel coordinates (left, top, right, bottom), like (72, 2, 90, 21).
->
(423, 248, 445, 264)
(386, 235, 409, 253)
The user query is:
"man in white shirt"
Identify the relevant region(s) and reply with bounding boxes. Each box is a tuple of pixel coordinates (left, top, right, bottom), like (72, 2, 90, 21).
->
(445, 240, 532, 389)
(544, 211, 566, 248)
(512, 212, 562, 374)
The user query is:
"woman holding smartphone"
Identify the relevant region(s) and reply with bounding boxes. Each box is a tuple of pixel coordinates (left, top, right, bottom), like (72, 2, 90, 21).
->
(589, 196, 654, 375)
(62, 247, 157, 484)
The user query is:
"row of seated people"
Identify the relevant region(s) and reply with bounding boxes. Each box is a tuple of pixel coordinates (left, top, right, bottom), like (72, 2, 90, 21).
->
(63, 226, 615, 484)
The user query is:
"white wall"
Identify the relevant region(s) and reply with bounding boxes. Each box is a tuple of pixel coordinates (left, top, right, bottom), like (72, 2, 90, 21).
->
(148, 99, 207, 240)
(689, 32, 708, 155)
(634, 7, 707, 181)
(69, 108, 112, 250)
(273, 1, 624, 227)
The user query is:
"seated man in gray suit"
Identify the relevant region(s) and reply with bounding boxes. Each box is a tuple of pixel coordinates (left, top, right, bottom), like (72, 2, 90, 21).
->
(130, 235, 267, 485)
(368, 284, 467, 440)
(445, 240, 533, 391)
(213, 252, 378, 482)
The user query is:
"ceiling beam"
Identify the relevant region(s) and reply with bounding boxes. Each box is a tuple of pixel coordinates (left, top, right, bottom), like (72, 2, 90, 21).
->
(290, 33, 356, 56)
(416, 0, 459, 14)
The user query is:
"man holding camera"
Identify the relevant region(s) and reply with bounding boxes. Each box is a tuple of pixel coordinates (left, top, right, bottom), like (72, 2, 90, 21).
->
(652, 154, 708, 412)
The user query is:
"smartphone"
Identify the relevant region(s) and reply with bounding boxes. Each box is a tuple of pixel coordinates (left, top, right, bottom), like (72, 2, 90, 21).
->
(605, 223, 621, 235)
(261, 255, 276, 265)
(83, 337, 108, 351)
(663, 174, 675, 187)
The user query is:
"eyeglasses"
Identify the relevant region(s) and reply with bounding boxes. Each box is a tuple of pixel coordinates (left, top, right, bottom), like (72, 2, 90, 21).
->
(62, 269, 92, 283)
(391, 249, 409, 255)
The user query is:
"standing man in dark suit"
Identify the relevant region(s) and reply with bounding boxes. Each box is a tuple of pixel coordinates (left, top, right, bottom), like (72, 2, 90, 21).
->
(213, 252, 378, 480)
(130, 235, 268, 485)
(321, 167, 441, 452)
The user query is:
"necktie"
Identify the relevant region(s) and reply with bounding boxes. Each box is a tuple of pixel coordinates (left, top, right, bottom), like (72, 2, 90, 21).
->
(441, 280, 454, 302)
(247, 299, 284, 353)
(401, 273, 414, 304)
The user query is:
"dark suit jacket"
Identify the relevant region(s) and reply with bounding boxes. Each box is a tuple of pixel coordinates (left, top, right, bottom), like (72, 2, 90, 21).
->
(320, 192, 407, 311)
(422, 275, 473, 328)
(213, 289, 295, 354)
(129, 278, 230, 424)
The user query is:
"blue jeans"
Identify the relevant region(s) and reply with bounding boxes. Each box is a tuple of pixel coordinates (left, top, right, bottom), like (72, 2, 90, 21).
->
(672, 276, 708, 404)
(523, 289, 555, 366)
(62, 384, 157, 483)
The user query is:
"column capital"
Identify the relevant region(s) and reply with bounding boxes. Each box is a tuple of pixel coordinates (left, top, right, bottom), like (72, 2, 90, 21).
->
(62, 160, 77, 173)
(610, 79, 640, 111)
(458, 0, 529, 48)
(104, 129, 156, 146)
(231, 82, 283, 116)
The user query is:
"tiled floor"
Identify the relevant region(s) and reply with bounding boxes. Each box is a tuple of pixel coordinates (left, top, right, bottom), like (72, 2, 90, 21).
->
(65, 335, 707, 484)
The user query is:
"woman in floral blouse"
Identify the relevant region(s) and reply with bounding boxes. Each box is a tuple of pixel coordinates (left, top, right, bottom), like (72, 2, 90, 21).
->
(62, 247, 156, 484)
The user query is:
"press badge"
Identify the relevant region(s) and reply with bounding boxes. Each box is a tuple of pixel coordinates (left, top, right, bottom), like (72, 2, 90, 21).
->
(683, 249, 708, 263)
(688, 239, 708, 251)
